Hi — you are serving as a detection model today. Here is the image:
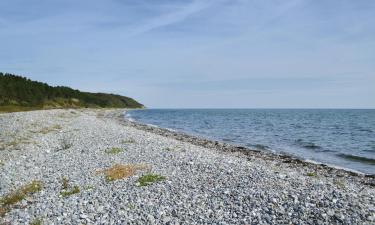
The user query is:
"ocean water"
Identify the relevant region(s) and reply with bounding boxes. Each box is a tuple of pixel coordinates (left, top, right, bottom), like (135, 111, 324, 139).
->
(126, 109, 375, 174)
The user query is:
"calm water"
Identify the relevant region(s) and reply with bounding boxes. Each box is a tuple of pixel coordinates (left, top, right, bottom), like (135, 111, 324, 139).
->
(126, 109, 375, 174)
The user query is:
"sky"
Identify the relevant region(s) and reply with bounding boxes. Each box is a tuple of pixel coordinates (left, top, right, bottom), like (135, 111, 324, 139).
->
(0, 0, 374, 108)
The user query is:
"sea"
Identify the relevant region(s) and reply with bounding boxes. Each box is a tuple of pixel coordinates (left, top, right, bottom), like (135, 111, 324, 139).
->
(125, 109, 375, 174)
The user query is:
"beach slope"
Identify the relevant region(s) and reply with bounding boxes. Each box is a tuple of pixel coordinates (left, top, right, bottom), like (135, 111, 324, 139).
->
(0, 109, 374, 224)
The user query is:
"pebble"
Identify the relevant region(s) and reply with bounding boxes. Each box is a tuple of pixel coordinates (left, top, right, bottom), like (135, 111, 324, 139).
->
(0, 109, 374, 224)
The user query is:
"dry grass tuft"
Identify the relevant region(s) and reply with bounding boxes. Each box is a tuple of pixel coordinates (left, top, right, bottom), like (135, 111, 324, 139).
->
(36, 125, 62, 134)
(99, 164, 148, 182)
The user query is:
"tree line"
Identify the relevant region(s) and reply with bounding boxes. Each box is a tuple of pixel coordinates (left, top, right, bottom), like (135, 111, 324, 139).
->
(0, 72, 143, 109)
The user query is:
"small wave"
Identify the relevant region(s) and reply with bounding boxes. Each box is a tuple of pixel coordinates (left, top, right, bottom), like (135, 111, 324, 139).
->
(146, 123, 159, 128)
(246, 144, 270, 150)
(337, 154, 375, 165)
(222, 138, 234, 142)
(166, 128, 177, 132)
(124, 113, 135, 122)
(295, 139, 322, 149)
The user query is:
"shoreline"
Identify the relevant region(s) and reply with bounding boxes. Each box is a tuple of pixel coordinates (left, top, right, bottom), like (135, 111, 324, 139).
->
(1, 109, 374, 224)
(112, 110, 375, 179)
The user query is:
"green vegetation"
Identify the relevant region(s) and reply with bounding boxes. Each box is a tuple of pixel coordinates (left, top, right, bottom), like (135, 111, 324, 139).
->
(60, 177, 80, 197)
(61, 177, 69, 190)
(306, 172, 317, 177)
(60, 138, 73, 150)
(60, 186, 80, 197)
(30, 218, 43, 225)
(0, 72, 144, 112)
(105, 147, 123, 154)
(0, 180, 42, 217)
(137, 174, 166, 186)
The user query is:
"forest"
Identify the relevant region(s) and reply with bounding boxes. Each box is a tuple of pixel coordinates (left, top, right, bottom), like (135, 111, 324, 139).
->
(0, 72, 143, 112)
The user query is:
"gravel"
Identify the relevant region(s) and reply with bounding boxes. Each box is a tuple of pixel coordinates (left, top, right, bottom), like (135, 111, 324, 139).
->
(0, 109, 374, 225)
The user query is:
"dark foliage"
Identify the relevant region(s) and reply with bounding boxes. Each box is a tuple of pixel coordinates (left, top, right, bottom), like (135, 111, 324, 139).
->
(0, 72, 143, 110)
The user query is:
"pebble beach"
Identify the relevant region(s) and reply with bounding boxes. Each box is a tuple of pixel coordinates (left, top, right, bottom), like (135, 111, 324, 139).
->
(0, 109, 374, 224)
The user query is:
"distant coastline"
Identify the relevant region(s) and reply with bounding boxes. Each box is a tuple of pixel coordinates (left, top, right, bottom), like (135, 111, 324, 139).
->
(0, 72, 144, 113)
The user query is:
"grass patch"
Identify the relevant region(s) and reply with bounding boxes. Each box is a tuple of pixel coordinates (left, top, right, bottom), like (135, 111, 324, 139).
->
(136, 174, 166, 187)
(36, 125, 62, 134)
(105, 147, 123, 154)
(306, 172, 317, 177)
(99, 164, 147, 182)
(60, 186, 80, 197)
(0, 106, 42, 113)
(121, 138, 136, 144)
(30, 218, 42, 225)
(1, 138, 32, 150)
(61, 177, 69, 190)
(0, 180, 42, 216)
(59, 177, 80, 197)
(59, 138, 73, 150)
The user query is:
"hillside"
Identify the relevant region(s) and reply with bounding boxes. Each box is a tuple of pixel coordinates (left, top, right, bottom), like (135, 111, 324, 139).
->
(0, 72, 144, 112)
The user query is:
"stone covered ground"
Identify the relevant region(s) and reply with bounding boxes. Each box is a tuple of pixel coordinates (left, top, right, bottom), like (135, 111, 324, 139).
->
(0, 109, 374, 225)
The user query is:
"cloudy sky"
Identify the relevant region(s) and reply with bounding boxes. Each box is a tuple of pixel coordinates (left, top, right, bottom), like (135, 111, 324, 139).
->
(1, 0, 374, 108)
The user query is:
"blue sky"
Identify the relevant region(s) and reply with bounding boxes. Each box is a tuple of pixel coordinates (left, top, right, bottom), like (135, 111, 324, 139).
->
(0, 0, 374, 108)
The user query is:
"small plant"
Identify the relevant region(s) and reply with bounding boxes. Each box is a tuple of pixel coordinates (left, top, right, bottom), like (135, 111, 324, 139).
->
(121, 139, 136, 144)
(37, 125, 62, 134)
(105, 147, 123, 154)
(30, 218, 42, 225)
(60, 137, 73, 150)
(164, 146, 180, 151)
(306, 172, 317, 177)
(60, 186, 80, 197)
(59, 177, 80, 197)
(136, 174, 166, 187)
(61, 177, 69, 190)
(98, 164, 147, 182)
(0, 180, 42, 216)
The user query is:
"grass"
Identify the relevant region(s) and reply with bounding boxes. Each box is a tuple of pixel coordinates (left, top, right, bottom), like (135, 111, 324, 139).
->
(121, 138, 136, 144)
(61, 177, 69, 190)
(30, 218, 42, 225)
(0, 180, 42, 217)
(0, 138, 32, 150)
(306, 172, 317, 177)
(136, 174, 166, 187)
(60, 186, 80, 197)
(99, 164, 147, 182)
(0, 105, 42, 113)
(59, 177, 80, 197)
(37, 125, 62, 134)
(60, 138, 73, 150)
(105, 147, 123, 154)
